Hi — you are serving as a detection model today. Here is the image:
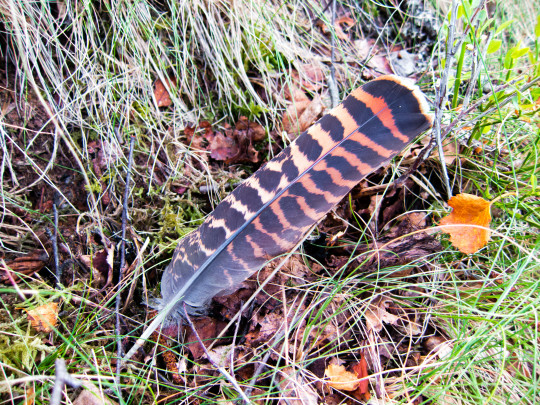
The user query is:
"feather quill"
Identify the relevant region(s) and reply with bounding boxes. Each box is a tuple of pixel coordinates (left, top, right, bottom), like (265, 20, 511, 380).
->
(124, 75, 432, 360)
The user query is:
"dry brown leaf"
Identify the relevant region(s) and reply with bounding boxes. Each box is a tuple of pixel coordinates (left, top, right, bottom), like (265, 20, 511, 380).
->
(282, 99, 311, 135)
(278, 367, 319, 404)
(184, 317, 226, 359)
(154, 76, 177, 107)
(424, 336, 453, 359)
(318, 16, 355, 40)
(79, 246, 114, 288)
(291, 64, 326, 92)
(282, 97, 324, 137)
(283, 82, 310, 102)
(325, 364, 359, 391)
(439, 194, 491, 254)
(209, 132, 239, 161)
(23, 386, 35, 405)
(236, 116, 266, 142)
(443, 140, 459, 165)
(364, 297, 400, 334)
(297, 95, 323, 132)
(1, 250, 48, 283)
(25, 302, 59, 333)
(73, 381, 118, 405)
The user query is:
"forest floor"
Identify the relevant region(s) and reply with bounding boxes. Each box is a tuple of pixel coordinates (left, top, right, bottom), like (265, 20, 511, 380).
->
(0, 0, 539, 404)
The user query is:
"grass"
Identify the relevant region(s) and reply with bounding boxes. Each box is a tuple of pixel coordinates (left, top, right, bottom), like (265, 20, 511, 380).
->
(0, 0, 539, 404)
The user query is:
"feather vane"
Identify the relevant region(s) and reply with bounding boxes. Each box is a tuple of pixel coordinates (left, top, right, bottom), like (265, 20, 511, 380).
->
(160, 75, 433, 319)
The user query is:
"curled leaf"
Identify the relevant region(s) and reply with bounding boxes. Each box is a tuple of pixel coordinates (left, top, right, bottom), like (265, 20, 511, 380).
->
(352, 352, 370, 401)
(439, 193, 491, 254)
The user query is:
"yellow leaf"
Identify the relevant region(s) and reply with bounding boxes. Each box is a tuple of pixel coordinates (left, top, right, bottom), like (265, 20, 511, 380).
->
(439, 194, 491, 254)
(325, 364, 359, 391)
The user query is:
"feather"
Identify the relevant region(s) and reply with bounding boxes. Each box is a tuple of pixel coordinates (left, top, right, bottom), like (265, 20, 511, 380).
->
(124, 75, 432, 360)
(160, 74, 433, 319)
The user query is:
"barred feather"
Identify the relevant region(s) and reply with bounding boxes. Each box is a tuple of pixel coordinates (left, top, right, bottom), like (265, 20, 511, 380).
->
(160, 75, 433, 319)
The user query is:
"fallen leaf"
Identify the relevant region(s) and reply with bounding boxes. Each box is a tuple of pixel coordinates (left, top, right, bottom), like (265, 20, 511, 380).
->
(424, 336, 453, 359)
(278, 367, 319, 404)
(25, 302, 59, 333)
(364, 297, 400, 334)
(297, 95, 324, 132)
(325, 364, 359, 391)
(352, 351, 370, 401)
(439, 194, 491, 254)
(1, 250, 48, 283)
(245, 311, 284, 346)
(236, 116, 266, 142)
(282, 99, 311, 135)
(154, 76, 177, 107)
(73, 381, 117, 405)
(283, 82, 310, 102)
(291, 64, 326, 92)
(23, 386, 35, 405)
(184, 317, 226, 359)
(282, 97, 324, 137)
(402, 211, 428, 229)
(209, 132, 239, 161)
(506, 351, 532, 378)
(318, 16, 355, 40)
(389, 49, 417, 77)
(79, 247, 114, 288)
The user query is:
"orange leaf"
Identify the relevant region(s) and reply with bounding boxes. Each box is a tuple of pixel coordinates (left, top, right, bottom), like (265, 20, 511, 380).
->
(439, 193, 491, 254)
(325, 364, 359, 391)
(352, 351, 370, 401)
(25, 302, 59, 333)
(154, 77, 177, 107)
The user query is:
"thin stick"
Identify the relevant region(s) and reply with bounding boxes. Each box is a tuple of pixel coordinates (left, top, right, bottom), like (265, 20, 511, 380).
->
(114, 135, 136, 391)
(432, 0, 459, 200)
(183, 303, 251, 405)
(52, 200, 60, 288)
(50, 359, 82, 405)
(329, 0, 338, 108)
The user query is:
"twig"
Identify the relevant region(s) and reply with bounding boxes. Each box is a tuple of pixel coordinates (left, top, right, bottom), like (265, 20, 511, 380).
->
(244, 332, 283, 398)
(1, 259, 26, 300)
(50, 358, 82, 405)
(328, 0, 338, 108)
(229, 302, 243, 384)
(114, 135, 136, 393)
(183, 303, 251, 405)
(245, 292, 308, 397)
(52, 198, 60, 288)
(432, 0, 460, 200)
(443, 76, 538, 139)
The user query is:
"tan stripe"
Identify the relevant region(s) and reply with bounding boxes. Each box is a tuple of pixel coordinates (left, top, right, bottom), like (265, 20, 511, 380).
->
(350, 88, 409, 143)
(289, 192, 321, 222)
(330, 104, 358, 137)
(252, 217, 291, 252)
(329, 145, 374, 175)
(289, 142, 312, 172)
(314, 159, 360, 189)
(227, 194, 257, 219)
(307, 123, 337, 155)
(244, 234, 267, 259)
(297, 174, 338, 204)
(349, 131, 394, 158)
(206, 218, 233, 238)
